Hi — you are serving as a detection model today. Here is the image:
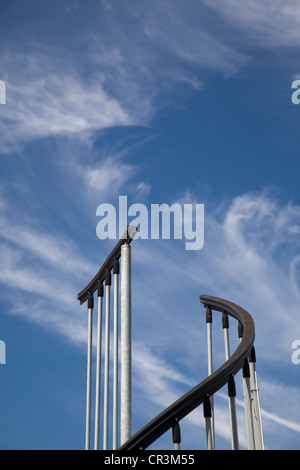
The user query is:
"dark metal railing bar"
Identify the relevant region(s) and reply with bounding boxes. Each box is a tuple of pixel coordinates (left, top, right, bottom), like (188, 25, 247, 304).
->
(77, 226, 137, 305)
(119, 295, 255, 450)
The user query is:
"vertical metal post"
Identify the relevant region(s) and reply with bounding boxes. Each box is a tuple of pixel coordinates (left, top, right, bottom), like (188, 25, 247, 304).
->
(103, 270, 111, 450)
(205, 306, 215, 449)
(242, 358, 255, 450)
(222, 312, 230, 360)
(222, 312, 239, 450)
(85, 292, 93, 450)
(203, 394, 213, 450)
(94, 282, 103, 450)
(120, 243, 132, 446)
(238, 322, 255, 450)
(172, 420, 181, 451)
(249, 347, 264, 450)
(227, 375, 239, 450)
(113, 259, 120, 450)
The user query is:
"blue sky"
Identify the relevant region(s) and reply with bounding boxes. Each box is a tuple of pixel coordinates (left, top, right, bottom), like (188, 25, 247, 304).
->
(1, 0, 300, 450)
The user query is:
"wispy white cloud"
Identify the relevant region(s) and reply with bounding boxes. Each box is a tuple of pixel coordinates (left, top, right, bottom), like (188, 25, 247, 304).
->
(0, 51, 133, 154)
(204, 190, 300, 359)
(133, 341, 195, 401)
(0, 213, 94, 277)
(0, 195, 96, 344)
(2, 1, 299, 156)
(84, 156, 138, 199)
(0, 1, 252, 155)
(204, 0, 300, 48)
(0, 243, 75, 308)
(140, 1, 248, 76)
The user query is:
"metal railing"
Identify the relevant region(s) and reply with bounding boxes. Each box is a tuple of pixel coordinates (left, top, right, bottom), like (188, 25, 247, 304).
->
(77, 225, 137, 450)
(77, 229, 264, 450)
(119, 295, 264, 450)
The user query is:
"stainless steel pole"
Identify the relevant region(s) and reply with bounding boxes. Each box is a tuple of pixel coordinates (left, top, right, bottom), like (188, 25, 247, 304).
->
(94, 282, 103, 450)
(113, 259, 120, 450)
(85, 293, 93, 450)
(120, 243, 132, 446)
(103, 270, 111, 450)
(222, 312, 239, 450)
(249, 347, 264, 450)
(222, 312, 230, 360)
(203, 394, 213, 450)
(206, 307, 215, 449)
(242, 358, 255, 450)
(227, 374, 239, 450)
(238, 323, 255, 450)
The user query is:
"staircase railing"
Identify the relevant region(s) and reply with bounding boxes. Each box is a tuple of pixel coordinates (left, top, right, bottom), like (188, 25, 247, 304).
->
(77, 225, 137, 450)
(77, 228, 264, 450)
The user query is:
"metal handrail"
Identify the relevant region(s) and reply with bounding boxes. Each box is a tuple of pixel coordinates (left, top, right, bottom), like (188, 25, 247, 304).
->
(77, 225, 137, 305)
(119, 295, 255, 450)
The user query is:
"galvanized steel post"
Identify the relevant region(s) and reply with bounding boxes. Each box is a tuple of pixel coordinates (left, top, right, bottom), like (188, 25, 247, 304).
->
(120, 243, 132, 445)
(85, 293, 93, 450)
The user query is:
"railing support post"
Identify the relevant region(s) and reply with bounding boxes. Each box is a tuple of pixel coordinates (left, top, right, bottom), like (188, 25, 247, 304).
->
(113, 259, 120, 450)
(222, 312, 239, 450)
(94, 282, 103, 450)
(172, 420, 181, 451)
(227, 374, 239, 450)
(103, 270, 111, 450)
(85, 292, 93, 450)
(120, 243, 132, 445)
(242, 358, 255, 450)
(205, 306, 215, 449)
(203, 394, 213, 450)
(249, 347, 264, 450)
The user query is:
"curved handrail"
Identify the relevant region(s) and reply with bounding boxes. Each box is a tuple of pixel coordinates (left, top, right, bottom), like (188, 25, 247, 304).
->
(119, 295, 255, 450)
(77, 225, 137, 305)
